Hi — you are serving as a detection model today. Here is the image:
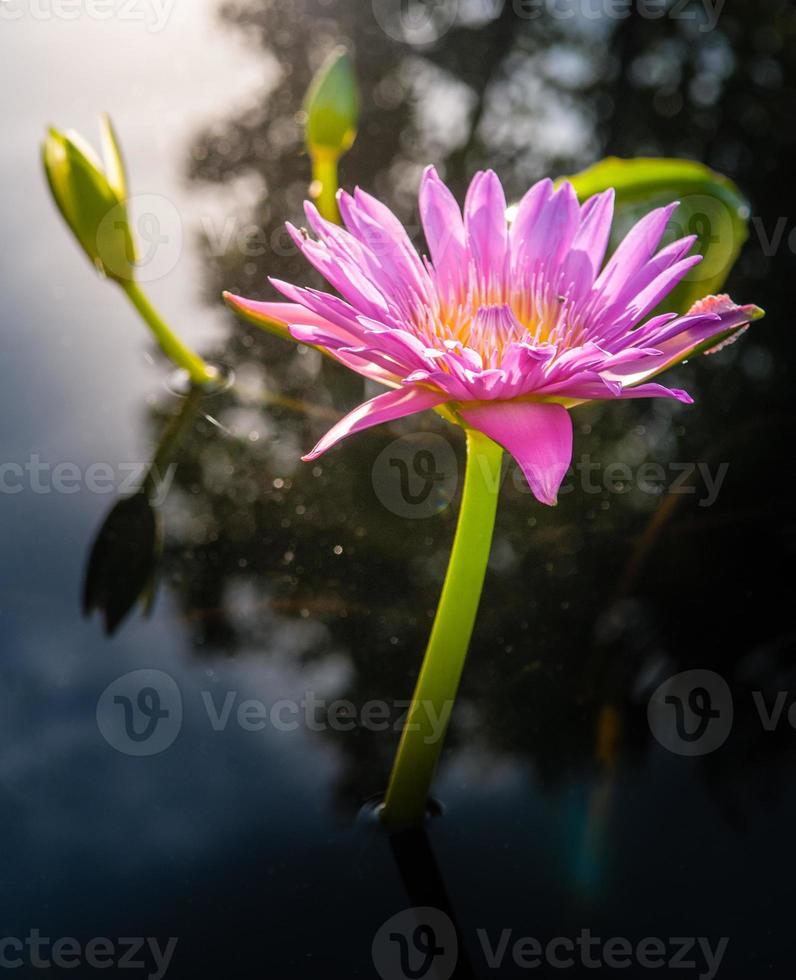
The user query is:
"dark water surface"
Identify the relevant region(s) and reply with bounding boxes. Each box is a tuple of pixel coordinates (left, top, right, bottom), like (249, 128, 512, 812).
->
(1, 1, 795, 977)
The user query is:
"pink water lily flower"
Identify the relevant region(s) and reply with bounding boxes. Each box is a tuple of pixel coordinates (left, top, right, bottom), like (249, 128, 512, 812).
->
(225, 168, 762, 505)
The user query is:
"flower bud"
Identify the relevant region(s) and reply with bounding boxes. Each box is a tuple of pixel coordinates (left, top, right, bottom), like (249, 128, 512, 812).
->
(304, 48, 359, 161)
(43, 114, 136, 283)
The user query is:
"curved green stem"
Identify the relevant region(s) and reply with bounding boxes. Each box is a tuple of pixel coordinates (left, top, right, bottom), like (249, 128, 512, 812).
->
(122, 280, 216, 386)
(381, 428, 504, 830)
(311, 153, 341, 224)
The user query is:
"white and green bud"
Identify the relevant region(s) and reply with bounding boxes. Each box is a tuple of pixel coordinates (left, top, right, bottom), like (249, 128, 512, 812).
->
(43, 115, 136, 283)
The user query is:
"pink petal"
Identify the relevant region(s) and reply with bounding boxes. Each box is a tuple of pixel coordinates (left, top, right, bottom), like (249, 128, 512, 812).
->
(513, 181, 580, 280)
(509, 178, 553, 258)
(606, 253, 704, 335)
(319, 350, 402, 386)
(603, 296, 763, 387)
(533, 373, 623, 401)
(286, 323, 403, 381)
(559, 188, 615, 297)
(223, 293, 401, 386)
(593, 203, 678, 308)
(268, 279, 374, 339)
(594, 238, 701, 343)
(464, 170, 508, 285)
(398, 367, 470, 402)
(613, 382, 693, 403)
(571, 188, 615, 276)
(344, 186, 426, 277)
(222, 294, 329, 340)
(302, 385, 448, 461)
(459, 401, 573, 506)
(285, 226, 392, 320)
(336, 190, 431, 305)
(419, 165, 467, 299)
(354, 316, 445, 370)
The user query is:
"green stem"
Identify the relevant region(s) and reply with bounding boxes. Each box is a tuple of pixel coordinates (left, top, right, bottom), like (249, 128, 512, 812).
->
(122, 280, 216, 386)
(141, 385, 203, 502)
(311, 153, 341, 224)
(381, 428, 504, 830)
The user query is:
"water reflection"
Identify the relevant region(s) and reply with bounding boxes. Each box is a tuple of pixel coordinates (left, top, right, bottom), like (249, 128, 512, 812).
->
(83, 386, 204, 634)
(75, 0, 796, 822)
(55, 2, 796, 972)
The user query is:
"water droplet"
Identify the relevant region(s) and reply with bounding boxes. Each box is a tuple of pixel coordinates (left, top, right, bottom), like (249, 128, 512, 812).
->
(165, 361, 235, 397)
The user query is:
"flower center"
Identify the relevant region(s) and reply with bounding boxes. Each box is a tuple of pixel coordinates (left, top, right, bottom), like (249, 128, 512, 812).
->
(416, 267, 586, 367)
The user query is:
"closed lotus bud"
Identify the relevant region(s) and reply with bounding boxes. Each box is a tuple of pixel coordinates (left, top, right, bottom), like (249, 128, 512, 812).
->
(304, 48, 359, 161)
(43, 114, 136, 283)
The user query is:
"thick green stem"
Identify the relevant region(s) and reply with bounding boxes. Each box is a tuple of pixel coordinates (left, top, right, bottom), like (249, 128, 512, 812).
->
(121, 280, 216, 386)
(381, 428, 503, 830)
(311, 153, 341, 224)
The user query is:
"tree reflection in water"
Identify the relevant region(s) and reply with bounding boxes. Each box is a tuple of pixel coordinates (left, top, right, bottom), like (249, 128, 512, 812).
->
(91, 0, 796, 818)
